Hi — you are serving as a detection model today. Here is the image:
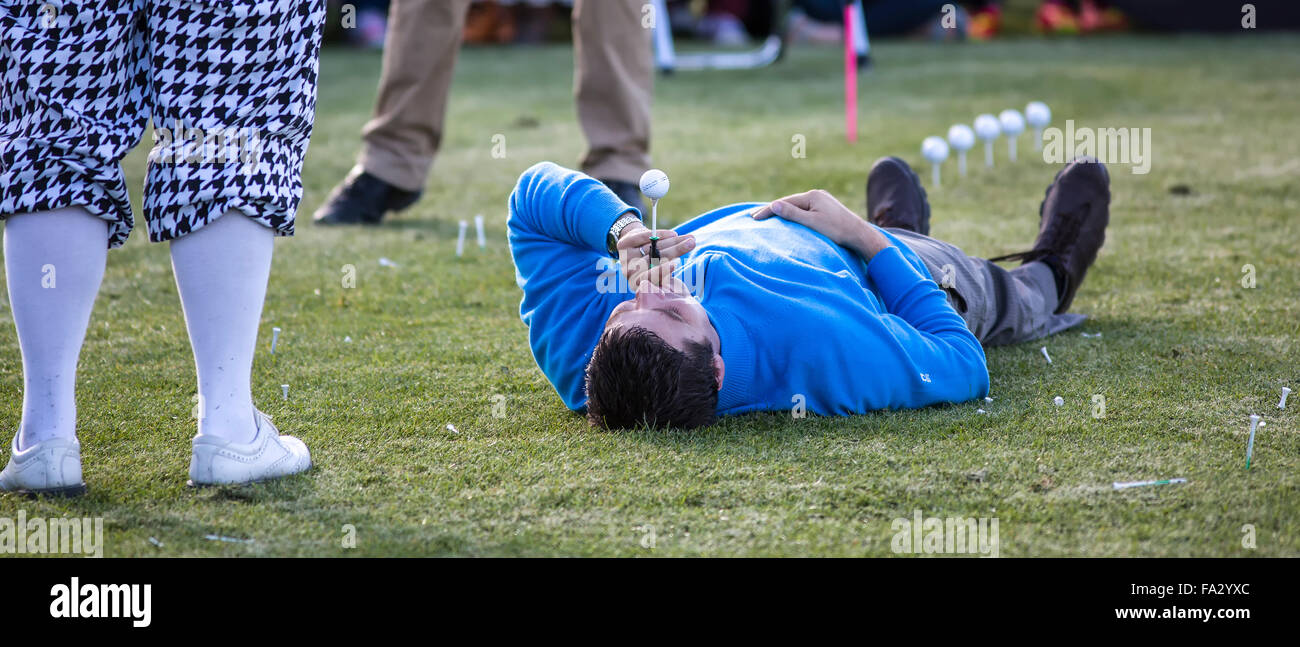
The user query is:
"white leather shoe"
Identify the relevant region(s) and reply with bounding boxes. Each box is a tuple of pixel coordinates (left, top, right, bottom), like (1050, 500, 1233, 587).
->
(188, 411, 311, 487)
(0, 434, 86, 497)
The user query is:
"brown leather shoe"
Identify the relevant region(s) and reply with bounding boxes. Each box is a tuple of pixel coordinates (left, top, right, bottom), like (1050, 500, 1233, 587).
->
(991, 157, 1110, 313)
(866, 156, 931, 236)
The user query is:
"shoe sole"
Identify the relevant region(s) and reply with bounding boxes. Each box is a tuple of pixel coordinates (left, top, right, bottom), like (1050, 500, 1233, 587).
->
(312, 197, 413, 227)
(186, 466, 312, 489)
(313, 216, 383, 227)
(1039, 156, 1111, 313)
(1039, 156, 1109, 221)
(385, 192, 421, 213)
(4, 483, 87, 498)
(867, 157, 931, 235)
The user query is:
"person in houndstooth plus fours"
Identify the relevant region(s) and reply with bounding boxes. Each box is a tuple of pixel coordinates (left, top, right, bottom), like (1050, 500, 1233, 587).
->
(0, 0, 326, 494)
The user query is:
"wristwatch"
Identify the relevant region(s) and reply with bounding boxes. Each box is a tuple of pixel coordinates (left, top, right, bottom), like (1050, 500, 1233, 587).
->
(606, 213, 642, 257)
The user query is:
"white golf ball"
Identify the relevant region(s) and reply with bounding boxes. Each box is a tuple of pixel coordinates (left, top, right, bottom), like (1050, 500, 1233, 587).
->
(999, 109, 1025, 136)
(947, 124, 975, 151)
(974, 114, 1001, 141)
(639, 169, 670, 200)
(1025, 101, 1051, 128)
(1053, 396, 1064, 407)
(921, 136, 949, 162)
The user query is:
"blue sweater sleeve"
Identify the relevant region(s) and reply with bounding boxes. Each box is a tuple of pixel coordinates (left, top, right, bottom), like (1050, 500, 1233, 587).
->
(507, 162, 639, 410)
(865, 246, 989, 402)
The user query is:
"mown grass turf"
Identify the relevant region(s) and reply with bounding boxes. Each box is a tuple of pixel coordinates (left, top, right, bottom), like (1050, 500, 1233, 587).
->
(2, 34, 1298, 556)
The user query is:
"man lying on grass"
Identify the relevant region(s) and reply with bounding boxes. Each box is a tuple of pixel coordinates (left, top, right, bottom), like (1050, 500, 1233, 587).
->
(507, 156, 1109, 429)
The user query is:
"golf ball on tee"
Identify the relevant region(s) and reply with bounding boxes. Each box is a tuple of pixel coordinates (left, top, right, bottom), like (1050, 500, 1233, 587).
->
(639, 169, 670, 200)
(1025, 101, 1051, 128)
(947, 124, 975, 151)
(999, 109, 1025, 136)
(974, 114, 1001, 141)
(921, 136, 949, 162)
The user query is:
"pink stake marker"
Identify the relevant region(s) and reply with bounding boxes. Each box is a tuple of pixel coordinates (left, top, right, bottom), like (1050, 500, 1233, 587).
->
(843, 3, 857, 143)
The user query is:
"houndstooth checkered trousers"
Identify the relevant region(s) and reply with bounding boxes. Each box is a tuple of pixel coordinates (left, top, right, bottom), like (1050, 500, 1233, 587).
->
(0, 0, 325, 248)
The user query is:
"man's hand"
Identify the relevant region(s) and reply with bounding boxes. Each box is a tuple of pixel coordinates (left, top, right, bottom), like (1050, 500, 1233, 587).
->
(616, 222, 695, 288)
(751, 189, 892, 261)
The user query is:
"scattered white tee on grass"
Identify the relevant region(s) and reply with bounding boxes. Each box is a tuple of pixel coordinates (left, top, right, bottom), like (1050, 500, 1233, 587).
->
(1246, 414, 1261, 468)
(1113, 478, 1186, 490)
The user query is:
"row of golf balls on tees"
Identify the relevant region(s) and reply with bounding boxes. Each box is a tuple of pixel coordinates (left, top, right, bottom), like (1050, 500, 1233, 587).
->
(921, 101, 1053, 170)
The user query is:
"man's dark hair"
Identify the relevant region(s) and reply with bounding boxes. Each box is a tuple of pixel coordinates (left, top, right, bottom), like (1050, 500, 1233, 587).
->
(584, 326, 719, 430)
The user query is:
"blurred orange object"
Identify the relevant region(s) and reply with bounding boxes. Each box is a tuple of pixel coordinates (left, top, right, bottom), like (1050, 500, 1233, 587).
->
(969, 5, 1001, 41)
(1035, 0, 1079, 35)
(464, 1, 515, 44)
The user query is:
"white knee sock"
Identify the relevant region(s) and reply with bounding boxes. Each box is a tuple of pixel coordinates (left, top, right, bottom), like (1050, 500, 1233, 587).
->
(170, 212, 273, 444)
(4, 208, 108, 450)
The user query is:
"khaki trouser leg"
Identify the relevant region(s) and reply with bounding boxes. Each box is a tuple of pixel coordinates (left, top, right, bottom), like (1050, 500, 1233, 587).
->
(885, 228, 1086, 346)
(358, 0, 472, 192)
(573, 0, 653, 183)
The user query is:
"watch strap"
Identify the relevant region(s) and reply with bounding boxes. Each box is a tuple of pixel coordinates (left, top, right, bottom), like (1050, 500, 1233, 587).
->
(607, 213, 642, 257)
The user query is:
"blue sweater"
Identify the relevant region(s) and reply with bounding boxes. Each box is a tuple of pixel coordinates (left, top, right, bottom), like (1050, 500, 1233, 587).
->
(508, 162, 988, 416)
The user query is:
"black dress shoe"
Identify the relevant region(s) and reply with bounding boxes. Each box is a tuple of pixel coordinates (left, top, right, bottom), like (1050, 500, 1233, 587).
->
(312, 169, 421, 226)
(600, 178, 645, 212)
(990, 157, 1110, 313)
(865, 156, 931, 236)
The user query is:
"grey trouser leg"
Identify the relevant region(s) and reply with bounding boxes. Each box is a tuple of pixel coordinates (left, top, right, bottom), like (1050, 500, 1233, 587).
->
(886, 228, 1086, 346)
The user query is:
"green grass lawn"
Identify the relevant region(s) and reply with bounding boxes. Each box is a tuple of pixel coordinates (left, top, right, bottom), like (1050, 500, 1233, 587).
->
(3, 34, 1298, 557)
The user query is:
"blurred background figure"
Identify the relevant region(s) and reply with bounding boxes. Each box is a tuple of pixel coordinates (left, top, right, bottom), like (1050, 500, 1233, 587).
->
(322, 1, 1300, 49)
(462, 0, 564, 44)
(661, 0, 777, 46)
(692, 1, 755, 46)
(964, 0, 1300, 39)
(966, 1, 1001, 40)
(315, 0, 651, 226)
(1030, 0, 1128, 35)
(348, 0, 392, 48)
(684, 1, 969, 44)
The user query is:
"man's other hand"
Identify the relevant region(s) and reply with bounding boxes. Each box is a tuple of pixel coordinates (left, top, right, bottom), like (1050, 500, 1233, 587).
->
(751, 190, 892, 261)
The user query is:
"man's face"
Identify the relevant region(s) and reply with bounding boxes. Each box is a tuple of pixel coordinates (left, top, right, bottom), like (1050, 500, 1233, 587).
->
(604, 275, 720, 354)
